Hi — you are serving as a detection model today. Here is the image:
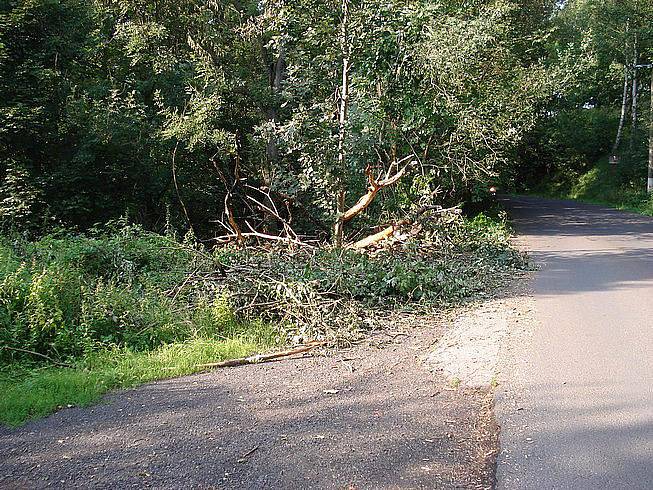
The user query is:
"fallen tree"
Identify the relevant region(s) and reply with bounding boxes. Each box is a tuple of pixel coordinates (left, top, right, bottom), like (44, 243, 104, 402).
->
(333, 157, 413, 247)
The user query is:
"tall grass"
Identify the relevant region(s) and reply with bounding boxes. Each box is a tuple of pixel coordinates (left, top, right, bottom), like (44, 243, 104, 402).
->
(0, 332, 276, 427)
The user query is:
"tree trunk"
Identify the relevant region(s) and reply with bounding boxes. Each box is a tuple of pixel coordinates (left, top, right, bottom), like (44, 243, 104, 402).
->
(265, 46, 286, 168)
(612, 65, 630, 158)
(646, 67, 653, 193)
(334, 0, 350, 248)
(334, 190, 346, 246)
(260, 28, 286, 233)
(631, 34, 639, 151)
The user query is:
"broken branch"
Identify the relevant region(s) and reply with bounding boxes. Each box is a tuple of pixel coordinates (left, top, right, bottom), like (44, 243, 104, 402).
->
(351, 222, 406, 250)
(351, 205, 461, 250)
(213, 230, 314, 248)
(1, 346, 74, 368)
(341, 162, 411, 223)
(196, 341, 326, 369)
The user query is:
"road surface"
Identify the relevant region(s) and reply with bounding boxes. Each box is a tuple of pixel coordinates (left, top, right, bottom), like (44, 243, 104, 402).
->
(0, 320, 496, 489)
(497, 196, 653, 489)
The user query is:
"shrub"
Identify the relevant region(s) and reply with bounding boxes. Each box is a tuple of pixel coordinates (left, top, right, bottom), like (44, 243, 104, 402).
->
(0, 226, 231, 364)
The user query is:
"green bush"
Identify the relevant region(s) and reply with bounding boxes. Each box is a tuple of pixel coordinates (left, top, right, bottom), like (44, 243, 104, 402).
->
(0, 226, 234, 364)
(0, 213, 526, 425)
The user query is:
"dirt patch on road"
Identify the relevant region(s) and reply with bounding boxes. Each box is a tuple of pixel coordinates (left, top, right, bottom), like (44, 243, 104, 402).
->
(0, 308, 515, 489)
(425, 280, 536, 390)
(425, 299, 510, 388)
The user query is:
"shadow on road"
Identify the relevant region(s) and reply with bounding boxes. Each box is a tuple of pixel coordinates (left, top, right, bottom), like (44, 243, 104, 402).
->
(497, 195, 653, 490)
(501, 380, 653, 489)
(0, 334, 497, 489)
(503, 196, 653, 296)
(532, 248, 653, 295)
(503, 196, 653, 239)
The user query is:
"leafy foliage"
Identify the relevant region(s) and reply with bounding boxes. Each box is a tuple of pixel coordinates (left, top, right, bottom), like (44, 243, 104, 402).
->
(0, 225, 238, 363)
(515, 0, 653, 194)
(537, 157, 653, 215)
(0, 214, 525, 365)
(0, 0, 561, 239)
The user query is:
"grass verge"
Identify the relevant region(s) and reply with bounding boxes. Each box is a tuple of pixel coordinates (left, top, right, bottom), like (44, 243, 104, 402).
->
(0, 325, 277, 427)
(528, 157, 653, 216)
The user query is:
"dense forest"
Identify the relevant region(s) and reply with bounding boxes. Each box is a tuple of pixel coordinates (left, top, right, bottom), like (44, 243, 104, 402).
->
(1, 0, 653, 424)
(1, 0, 652, 238)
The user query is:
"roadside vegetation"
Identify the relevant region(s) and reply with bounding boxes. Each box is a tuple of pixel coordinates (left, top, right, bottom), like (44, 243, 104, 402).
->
(0, 225, 281, 425)
(0, 213, 526, 426)
(0, 0, 546, 426)
(528, 157, 653, 216)
(515, 2, 653, 212)
(4, 0, 649, 427)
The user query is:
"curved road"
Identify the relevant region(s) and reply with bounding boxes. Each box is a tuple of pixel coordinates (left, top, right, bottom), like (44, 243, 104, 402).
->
(497, 196, 653, 489)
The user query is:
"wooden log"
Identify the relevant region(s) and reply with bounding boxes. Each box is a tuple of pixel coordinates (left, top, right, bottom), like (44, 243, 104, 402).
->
(350, 205, 460, 250)
(351, 223, 404, 250)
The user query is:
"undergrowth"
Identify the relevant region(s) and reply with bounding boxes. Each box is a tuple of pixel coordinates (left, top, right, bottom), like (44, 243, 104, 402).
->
(0, 210, 526, 426)
(531, 157, 653, 215)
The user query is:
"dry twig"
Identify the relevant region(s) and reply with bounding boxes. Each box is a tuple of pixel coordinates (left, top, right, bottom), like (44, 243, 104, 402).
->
(1, 346, 73, 368)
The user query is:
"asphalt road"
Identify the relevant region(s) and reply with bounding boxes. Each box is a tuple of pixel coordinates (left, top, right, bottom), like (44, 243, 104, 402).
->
(496, 196, 653, 489)
(0, 320, 497, 489)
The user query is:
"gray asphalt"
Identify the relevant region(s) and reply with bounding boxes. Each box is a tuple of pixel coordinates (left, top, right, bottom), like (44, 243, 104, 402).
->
(496, 196, 653, 489)
(0, 321, 497, 489)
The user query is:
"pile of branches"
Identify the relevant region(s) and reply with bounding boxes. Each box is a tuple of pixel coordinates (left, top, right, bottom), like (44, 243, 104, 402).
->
(222, 251, 370, 344)
(168, 205, 527, 345)
(211, 155, 436, 251)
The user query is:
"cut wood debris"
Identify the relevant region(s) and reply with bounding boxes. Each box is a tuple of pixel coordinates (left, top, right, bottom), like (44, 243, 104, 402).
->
(237, 446, 260, 462)
(196, 341, 326, 369)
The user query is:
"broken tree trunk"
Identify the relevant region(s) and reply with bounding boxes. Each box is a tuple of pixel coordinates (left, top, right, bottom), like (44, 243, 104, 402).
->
(341, 163, 408, 223)
(351, 205, 460, 250)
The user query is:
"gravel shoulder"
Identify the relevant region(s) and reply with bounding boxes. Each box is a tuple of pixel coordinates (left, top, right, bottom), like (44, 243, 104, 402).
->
(0, 296, 536, 489)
